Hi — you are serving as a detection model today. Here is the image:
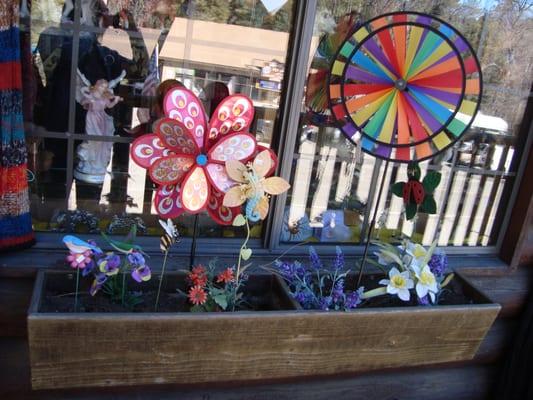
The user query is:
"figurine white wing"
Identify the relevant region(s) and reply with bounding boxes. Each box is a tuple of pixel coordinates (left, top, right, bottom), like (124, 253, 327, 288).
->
(76, 69, 91, 104)
(109, 70, 127, 89)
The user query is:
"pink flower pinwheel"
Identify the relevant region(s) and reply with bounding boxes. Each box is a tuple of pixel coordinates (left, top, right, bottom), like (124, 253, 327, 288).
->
(130, 87, 259, 225)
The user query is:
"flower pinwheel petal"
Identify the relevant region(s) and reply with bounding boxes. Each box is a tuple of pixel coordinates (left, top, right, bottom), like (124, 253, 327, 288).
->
(207, 132, 256, 163)
(163, 87, 207, 148)
(154, 117, 200, 155)
(207, 188, 241, 225)
(180, 166, 210, 212)
(149, 155, 195, 186)
(130, 134, 173, 169)
(255, 196, 270, 220)
(205, 94, 254, 149)
(154, 184, 185, 219)
(257, 145, 278, 176)
(132, 265, 151, 282)
(206, 163, 239, 192)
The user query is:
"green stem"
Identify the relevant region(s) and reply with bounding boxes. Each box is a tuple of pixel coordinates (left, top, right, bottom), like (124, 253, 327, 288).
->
(233, 217, 250, 311)
(361, 287, 387, 299)
(121, 264, 127, 307)
(74, 267, 80, 312)
(155, 250, 169, 312)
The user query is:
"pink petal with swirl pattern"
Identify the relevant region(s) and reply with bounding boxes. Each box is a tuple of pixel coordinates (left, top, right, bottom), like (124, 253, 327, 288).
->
(205, 95, 255, 150)
(208, 132, 256, 163)
(163, 87, 207, 149)
(154, 184, 185, 219)
(154, 118, 200, 155)
(180, 166, 210, 213)
(207, 189, 240, 225)
(149, 155, 195, 186)
(130, 134, 174, 169)
(205, 163, 238, 193)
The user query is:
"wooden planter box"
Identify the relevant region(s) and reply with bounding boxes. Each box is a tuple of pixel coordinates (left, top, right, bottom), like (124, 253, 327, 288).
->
(28, 270, 500, 390)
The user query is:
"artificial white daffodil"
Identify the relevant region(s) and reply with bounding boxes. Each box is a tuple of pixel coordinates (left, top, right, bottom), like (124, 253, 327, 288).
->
(379, 267, 414, 301)
(413, 264, 439, 303)
(402, 241, 428, 270)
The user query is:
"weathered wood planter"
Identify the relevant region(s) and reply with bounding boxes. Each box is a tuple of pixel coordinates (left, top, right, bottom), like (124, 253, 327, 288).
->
(28, 270, 500, 390)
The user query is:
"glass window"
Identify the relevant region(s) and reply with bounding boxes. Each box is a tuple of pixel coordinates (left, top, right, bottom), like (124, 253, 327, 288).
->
(23, 0, 294, 237)
(281, 0, 532, 247)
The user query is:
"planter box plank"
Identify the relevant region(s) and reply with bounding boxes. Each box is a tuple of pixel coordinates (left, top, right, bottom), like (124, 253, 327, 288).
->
(28, 271, 500, 390)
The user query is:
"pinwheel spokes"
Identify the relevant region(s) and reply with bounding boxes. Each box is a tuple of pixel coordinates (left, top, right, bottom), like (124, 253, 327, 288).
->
(329, 12, 482, 163)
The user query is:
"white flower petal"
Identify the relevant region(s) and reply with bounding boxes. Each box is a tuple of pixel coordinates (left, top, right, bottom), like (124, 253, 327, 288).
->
(398, 289, 410, 301)
(388, 285, 399, 295)
(389, 267, 400, 278)
(416, 283, 428, 298)
(379, 279, 390, 285)
(406, 278, 415, 289)
(429, 291, 436, 303)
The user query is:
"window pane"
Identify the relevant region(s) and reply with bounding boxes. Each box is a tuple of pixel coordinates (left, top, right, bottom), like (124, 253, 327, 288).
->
(282, 0, 532, 247)
(24, 0, 294, 237)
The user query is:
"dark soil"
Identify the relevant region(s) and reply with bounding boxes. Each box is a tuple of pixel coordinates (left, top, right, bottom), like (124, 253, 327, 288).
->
(38, 273, 293, 313)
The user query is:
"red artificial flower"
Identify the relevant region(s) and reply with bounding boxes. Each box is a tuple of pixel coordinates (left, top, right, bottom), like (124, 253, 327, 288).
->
(188, 265, 208, 287)
(216, 267, 235, 284)
(188, 285, 207, 305)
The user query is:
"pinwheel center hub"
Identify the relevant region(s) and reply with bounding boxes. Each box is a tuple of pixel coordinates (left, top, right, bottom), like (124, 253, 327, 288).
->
(196, 154, 208, 166)
(394, 78, 408, 91)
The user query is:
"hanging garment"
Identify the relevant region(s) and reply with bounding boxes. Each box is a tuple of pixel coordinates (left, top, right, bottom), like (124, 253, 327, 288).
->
(0, 1, 35, 251)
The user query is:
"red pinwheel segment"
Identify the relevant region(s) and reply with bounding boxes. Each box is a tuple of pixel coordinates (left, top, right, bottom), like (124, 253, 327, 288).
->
(328, 11, 482, 163)
(154, 184, 185, 219)
(130, 134, 173, 169)
(153, 118, 199, 155)
(205, 95, 255, 150)
(163, 87, 207, 148)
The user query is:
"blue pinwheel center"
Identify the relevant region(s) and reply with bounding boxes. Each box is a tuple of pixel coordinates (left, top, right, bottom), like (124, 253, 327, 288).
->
(394, 78, 408, 91)
(196, 154, 208, 166)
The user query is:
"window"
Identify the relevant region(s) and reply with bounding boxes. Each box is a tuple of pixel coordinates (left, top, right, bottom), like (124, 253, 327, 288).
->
(21, 1, 532, 254)
(280, 0, 533, 248)
(24, 0, 293, 239)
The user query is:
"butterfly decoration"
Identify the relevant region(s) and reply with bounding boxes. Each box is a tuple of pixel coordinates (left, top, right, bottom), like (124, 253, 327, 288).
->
(101, 225, 146, 255)
(159, 218, 180, 253)
(391, 162, 441, 220)
(223, 150, 290, 222)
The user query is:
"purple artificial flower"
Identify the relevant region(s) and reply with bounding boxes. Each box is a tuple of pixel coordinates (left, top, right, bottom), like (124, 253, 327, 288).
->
(417, 295, 431, 306)
(131, 265, 151, 282)
(98, 253, 121, 276)
(345, 287, 364, 309)
(127, 251, 145, 267)
(294, 291, 315, 309)
(81, 259, 95, 277)
(275, 260, 306, 284)
(309, 247, 323, 271)
(331, 278, 345, 304)
(318, 296, 333, 311)
(428, 251, 448, 278)
(90, 273, 107, 296)
(333, 246, 344, 270)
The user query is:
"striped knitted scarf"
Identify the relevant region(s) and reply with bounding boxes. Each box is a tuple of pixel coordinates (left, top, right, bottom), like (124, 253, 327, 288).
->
(0, 1, 35, 251)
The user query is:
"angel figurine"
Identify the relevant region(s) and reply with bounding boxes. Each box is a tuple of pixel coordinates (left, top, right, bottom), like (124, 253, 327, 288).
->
(74, 69, 126, 184)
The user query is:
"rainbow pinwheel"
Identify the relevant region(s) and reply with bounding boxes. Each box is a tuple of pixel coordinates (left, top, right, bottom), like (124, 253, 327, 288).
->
(328, 11, 482, 162)
(130, 88, 260, 225)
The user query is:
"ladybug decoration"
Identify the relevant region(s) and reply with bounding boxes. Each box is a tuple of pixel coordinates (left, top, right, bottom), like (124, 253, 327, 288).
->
(391, 163, 441, 220)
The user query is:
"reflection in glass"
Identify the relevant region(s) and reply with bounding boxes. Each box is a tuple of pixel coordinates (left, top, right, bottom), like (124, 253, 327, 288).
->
(282, 0, 533, 247)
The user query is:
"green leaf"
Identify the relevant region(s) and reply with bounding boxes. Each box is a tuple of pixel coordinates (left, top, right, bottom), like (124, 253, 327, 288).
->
(241, 248, 252, 260)
(405, 203, 417, 220)
(190, 305, 205, 313)
(422, 171, 441, 193)
(213, 294, 228, 310)
(421, 195, 437, 214)
(391, 182, 405, 197)
(408, 162, 421, 180)
(232, 214, 246, 227)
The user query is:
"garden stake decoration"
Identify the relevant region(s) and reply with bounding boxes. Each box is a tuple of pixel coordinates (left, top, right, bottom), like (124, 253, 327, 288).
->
(155, 218, 180, 311)
(130, 87, 266, 267)
(327, 11, 482, 285)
